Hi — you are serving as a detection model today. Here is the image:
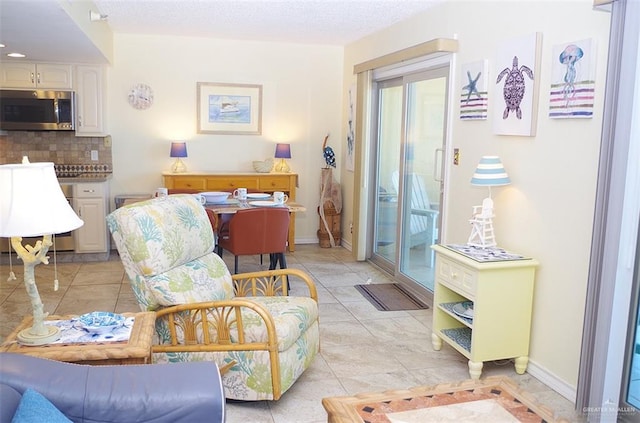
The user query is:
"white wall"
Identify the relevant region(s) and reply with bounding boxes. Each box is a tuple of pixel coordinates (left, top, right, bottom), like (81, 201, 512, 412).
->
(342, 0, 611, 398)
(107, 34, 344, 242)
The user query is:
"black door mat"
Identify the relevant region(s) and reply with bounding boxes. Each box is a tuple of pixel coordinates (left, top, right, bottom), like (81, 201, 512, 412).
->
(354, 283, 429, 311)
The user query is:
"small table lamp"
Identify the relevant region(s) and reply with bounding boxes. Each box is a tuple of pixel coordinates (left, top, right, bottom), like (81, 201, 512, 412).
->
(274, 143, 292, 173)
(170, 142, 188, 173)
(467, 156, 511, 248)
(0, 158, 84, 345)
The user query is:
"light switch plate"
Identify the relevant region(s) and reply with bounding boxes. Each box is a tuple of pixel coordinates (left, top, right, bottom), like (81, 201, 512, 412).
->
(91, 150, 99, 161)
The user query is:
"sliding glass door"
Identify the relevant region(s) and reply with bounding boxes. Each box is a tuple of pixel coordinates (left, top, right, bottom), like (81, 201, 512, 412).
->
(371, 66, 448, 294)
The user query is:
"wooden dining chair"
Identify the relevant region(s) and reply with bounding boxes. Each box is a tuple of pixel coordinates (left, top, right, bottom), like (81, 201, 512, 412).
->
(217, 207, 290, 274)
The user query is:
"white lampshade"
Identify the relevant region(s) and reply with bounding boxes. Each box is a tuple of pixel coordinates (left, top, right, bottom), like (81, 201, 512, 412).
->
(470, 156, 511, 187)
(0, 162, 83, 237)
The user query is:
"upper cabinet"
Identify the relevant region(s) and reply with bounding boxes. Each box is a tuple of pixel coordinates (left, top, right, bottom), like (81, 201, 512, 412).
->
(0, 63, 72, 89)
(74, 65, 107, 136)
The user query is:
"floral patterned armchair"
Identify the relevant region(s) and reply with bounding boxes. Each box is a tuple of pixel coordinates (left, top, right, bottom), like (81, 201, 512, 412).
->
(106, 194, 319, 401)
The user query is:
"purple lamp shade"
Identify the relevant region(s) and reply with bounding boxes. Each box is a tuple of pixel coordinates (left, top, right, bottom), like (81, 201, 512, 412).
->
(170, 142, 188, 158)
(274, 143, 291, 159)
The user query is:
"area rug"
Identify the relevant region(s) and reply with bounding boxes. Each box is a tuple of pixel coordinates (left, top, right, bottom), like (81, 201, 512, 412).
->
(354, 283, 429, 311)
(322, 376, 568, 423)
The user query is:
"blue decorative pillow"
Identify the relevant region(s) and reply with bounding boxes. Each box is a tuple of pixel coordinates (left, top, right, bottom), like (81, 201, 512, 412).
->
(11, 389, 71, 423)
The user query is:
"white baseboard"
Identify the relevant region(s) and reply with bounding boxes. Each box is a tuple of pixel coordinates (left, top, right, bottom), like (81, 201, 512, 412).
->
(527, 358, 577, 403)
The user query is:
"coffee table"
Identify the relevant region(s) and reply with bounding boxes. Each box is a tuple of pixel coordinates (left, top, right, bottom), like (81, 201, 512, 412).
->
(322, 376, 560, 423)
(0, 312, 155, 365)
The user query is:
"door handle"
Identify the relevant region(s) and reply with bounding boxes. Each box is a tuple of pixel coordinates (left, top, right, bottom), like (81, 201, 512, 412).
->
(433, 148, 444, 182)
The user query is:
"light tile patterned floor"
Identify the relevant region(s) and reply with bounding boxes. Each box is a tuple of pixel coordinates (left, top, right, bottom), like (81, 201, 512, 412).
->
(0, 245, 585, 422)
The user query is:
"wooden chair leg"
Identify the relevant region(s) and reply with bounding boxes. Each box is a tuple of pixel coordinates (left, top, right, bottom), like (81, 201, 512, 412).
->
(234, 256, 239, 274)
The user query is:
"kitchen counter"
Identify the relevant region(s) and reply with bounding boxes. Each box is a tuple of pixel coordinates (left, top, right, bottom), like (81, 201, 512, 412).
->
(57, 173, 113, 183)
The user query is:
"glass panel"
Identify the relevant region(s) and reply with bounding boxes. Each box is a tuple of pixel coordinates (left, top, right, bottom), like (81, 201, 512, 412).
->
(373, 82, 403, 264)
(624, 220, 640, 412)
(627, 308, 640, 410)
(399, 75, 447, 291)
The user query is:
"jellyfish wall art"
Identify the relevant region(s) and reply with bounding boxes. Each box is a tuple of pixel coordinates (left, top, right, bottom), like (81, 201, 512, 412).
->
(549, 38, 596, 119)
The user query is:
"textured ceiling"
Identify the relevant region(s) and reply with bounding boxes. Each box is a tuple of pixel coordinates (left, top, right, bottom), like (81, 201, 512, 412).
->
(0, 0, 443, 64)
(93, 0, 444, 45)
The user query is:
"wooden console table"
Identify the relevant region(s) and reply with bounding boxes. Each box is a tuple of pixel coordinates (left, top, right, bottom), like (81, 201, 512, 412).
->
(0, 312, 156, 365)
(162, 172, 300, 251)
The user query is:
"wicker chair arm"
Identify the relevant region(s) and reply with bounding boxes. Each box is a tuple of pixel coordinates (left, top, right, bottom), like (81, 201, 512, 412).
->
(152, 298, 278, 353)
(232, 268, 318, 300)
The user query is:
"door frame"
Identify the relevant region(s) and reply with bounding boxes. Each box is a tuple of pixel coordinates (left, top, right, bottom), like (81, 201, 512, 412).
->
(368, 66, 450, 296)
(351, 39, 458, 263)
(352, 52, 456, 304)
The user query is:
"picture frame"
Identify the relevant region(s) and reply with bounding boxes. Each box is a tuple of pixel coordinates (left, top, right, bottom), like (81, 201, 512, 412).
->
(197, 82, 262, 135)
(492, 32, 542, 136)
(460, 60, 489, 121)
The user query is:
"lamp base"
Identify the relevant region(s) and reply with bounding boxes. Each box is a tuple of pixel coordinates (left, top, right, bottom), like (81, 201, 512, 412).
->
(17, 325, 61, 346)
(171, 158, 187, 173)
(274, 159, 290, 173)
(467, 197, 497, 249)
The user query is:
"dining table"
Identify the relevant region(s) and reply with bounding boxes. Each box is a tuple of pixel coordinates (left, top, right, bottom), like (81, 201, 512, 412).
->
(205, 199, 306, 252)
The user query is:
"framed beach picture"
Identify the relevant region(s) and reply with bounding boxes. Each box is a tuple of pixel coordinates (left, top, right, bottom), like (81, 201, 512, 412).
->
(197, 82, 262, 135)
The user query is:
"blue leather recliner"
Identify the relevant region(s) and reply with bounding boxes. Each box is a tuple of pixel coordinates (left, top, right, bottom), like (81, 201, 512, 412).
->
(0, 353, 225, 423)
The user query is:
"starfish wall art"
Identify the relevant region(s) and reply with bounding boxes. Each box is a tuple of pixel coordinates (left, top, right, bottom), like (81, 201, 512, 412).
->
(460, 60, 489, 120)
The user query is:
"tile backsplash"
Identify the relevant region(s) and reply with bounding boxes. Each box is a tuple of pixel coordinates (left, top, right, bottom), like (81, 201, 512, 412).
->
(0, 131, 112, 171)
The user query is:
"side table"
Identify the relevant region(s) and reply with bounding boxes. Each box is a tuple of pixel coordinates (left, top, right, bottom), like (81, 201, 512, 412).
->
(431, 244, 538, 379)
(0, 312, 155, 365)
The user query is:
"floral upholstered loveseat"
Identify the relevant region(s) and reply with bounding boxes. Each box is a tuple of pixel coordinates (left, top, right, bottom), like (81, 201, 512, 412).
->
(106, 194, 319, 400)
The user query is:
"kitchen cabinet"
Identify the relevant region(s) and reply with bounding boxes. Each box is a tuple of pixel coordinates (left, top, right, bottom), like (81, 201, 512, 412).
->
(431, 244, 538, 379)
(74, 65, 106, 136)
(73, 182, 110, 253)
(0, 62, 72, 89)
(162, 172, 299, 251)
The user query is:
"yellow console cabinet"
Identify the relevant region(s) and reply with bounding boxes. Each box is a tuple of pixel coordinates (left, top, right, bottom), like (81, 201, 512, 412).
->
(162, 172, 299, 251)
(431, 244, 538, 379)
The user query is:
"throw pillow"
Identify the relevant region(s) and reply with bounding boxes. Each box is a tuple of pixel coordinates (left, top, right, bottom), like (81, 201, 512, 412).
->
(11, 388, 71, 423)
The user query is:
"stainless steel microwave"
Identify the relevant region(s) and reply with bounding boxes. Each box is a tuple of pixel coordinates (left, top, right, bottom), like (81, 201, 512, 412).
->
(0, 89, 75, 131)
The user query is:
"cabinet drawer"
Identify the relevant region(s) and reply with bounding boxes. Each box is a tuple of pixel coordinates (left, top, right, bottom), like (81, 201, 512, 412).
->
(172, 178, 206, 190)
(206, 178, 258, 190)
(74, 183, 105, 198)
(437, 257, 477, 297)
(258, 176, 290, 191)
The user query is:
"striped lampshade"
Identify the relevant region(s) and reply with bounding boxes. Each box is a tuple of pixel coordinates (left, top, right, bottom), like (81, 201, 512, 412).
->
(470, 156, 511, 186)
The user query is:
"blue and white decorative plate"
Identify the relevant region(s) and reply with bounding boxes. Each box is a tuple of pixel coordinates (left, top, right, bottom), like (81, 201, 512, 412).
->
(77, 312, 126, 335)
(452, 301, 474, 320)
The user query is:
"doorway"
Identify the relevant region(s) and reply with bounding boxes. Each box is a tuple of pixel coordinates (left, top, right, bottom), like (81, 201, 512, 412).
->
(369, 66, 448, 294)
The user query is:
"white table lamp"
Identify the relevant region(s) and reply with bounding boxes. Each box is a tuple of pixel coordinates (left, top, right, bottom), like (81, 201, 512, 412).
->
(467, 156, 511, 248)
(0, 158, 84, 345)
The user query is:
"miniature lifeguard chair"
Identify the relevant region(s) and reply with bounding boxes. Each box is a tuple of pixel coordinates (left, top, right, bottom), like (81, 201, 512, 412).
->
(467, 198, 496, 248)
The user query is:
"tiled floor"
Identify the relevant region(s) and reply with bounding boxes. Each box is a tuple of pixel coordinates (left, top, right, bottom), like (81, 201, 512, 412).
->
(0, 245, 585, 422)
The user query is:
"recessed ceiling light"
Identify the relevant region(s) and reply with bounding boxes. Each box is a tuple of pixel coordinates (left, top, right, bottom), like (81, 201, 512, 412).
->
(0, 44, 5, 48)
(7, 53, 26, 58)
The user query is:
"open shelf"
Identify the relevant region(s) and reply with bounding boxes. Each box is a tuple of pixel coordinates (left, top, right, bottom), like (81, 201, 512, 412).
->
(441, 327, 472, 353)
(439, 302, 473, 327)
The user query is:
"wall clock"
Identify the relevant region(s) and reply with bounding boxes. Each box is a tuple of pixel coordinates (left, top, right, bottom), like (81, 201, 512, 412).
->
(128, 83, 154, 110)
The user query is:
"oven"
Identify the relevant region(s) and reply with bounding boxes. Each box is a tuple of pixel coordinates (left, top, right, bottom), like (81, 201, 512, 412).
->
(0, 183, 76, 253)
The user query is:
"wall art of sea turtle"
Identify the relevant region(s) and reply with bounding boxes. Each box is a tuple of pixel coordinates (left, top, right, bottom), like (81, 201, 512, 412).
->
(496, 55, 534, 120)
